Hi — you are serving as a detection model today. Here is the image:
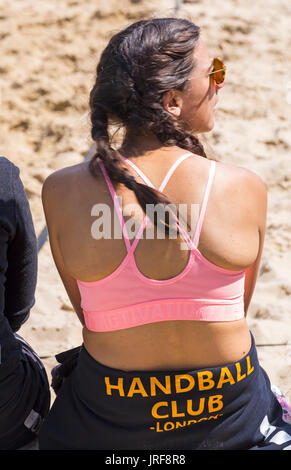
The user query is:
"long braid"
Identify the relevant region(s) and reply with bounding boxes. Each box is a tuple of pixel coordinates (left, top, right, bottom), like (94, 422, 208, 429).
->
(88, 18, 208, 237)
(89, 99, 178, 235)
(153, 111, 208, 158)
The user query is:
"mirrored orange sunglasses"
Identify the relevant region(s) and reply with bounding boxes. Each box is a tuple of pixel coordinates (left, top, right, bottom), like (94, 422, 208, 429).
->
(189, 57, 226, 85)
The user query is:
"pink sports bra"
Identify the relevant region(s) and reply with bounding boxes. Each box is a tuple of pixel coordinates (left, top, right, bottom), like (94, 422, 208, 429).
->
(77, 152, 245, 332)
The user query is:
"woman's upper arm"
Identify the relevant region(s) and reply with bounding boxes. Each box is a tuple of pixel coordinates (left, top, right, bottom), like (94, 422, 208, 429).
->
(41, 172, 85, 326)
(243, 171, 268, 316)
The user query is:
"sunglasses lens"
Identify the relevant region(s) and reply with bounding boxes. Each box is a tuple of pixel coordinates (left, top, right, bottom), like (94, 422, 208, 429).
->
(212, 57, 226, 84)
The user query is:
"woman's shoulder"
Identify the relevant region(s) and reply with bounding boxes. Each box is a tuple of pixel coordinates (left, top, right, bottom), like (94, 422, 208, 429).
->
(44, 161, 91, 184)
(180, 150, 267, 192)
(214, 159, 268, 226)
(41, 161, 93, 211)
(185, 153, 267, 205)
(215, 159, 267, 198)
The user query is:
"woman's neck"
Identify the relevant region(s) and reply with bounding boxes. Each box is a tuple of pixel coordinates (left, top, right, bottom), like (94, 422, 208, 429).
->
(118, 127, 199, 159)
(118, 129, 164, 158)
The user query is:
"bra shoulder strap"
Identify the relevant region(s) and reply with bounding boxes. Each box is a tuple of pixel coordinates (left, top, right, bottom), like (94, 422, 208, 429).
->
(192, 160, 216, 248)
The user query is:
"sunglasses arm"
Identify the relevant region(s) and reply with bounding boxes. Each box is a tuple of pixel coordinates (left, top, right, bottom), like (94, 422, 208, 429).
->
(188, 68, 225, 81)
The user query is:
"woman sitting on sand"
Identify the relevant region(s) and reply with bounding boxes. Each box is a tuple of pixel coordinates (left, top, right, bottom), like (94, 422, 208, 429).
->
(0, 157, 50, 450)
(39, 18, 291, 450)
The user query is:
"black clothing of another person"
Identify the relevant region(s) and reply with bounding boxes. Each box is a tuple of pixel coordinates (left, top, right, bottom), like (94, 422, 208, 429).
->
(0, 156, 50, 450)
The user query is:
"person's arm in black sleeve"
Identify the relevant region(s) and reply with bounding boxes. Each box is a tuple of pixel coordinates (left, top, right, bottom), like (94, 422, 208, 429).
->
(4, 163, 38, 332)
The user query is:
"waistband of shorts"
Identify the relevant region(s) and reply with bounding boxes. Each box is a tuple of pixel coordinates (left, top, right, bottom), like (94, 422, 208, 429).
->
(74, 331, 258, 390)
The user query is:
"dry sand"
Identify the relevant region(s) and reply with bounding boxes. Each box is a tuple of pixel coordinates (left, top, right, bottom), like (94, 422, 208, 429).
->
(0, 0, 290, 404)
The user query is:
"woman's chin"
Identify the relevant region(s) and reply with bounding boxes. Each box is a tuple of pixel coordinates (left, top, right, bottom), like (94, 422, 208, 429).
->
(192, 117, 215, 135)
(203, 119, 215, 133)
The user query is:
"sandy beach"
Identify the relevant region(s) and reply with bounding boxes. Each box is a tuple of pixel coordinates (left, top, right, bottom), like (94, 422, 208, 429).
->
(0, 0, 290, 404)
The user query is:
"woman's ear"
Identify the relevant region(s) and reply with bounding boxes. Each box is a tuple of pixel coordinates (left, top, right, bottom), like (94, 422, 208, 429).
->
(162, 90, 182, 117)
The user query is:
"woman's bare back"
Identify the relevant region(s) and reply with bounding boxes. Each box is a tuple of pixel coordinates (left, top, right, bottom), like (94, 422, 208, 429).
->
(43, 148, 267, 371)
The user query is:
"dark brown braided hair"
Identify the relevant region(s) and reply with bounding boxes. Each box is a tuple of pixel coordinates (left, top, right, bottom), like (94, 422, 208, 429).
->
(89, 18, 208, 235)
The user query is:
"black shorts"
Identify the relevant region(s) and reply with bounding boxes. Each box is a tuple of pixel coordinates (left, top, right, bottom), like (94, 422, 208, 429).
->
(0, 317, 50, 450)
(39, 332, 291, 450)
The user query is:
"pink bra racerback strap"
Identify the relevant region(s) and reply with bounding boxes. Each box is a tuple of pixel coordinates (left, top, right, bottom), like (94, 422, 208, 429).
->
(121, 152, 193, 192)
(96, 158, 132, 252)
(96, 154, 215, 257)
(159, 153, 194, 192)
(122, 153, 195, 256)
(127, 158, 216, 256)
(192, 160, 216, 248)
(121, 155, 154, 187)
